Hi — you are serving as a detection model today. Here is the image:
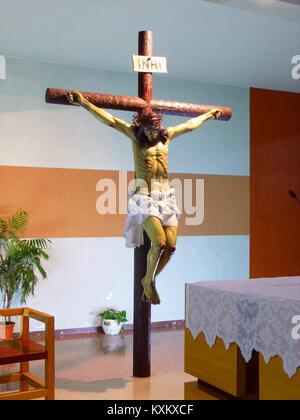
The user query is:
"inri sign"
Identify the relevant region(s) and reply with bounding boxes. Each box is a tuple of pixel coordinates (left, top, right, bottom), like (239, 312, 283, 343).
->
(133, 55, 167, 74)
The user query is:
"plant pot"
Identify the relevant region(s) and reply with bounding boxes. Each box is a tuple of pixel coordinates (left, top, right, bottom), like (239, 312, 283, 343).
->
(101, 319, 122, 335)
(0, 322, 16, 341)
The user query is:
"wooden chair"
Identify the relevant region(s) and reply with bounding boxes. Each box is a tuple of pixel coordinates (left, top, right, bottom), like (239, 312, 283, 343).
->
(0, 308, 55, 400)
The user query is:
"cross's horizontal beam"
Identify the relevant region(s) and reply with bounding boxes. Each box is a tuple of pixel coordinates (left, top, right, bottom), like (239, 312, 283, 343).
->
(45, 88, 232, 121)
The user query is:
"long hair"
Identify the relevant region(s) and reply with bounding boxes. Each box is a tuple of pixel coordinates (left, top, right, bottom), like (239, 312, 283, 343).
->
(133, 107, 168, 147)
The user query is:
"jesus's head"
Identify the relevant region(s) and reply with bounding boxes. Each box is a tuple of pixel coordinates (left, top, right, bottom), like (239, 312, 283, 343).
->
(133, 107, 168, 147)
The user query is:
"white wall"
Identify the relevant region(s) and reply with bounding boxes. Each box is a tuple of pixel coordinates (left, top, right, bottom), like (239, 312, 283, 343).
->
(0, 58, 249, 330)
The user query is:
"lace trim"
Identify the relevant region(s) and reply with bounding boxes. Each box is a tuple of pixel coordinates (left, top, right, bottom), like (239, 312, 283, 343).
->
(186, 284, 300, 378)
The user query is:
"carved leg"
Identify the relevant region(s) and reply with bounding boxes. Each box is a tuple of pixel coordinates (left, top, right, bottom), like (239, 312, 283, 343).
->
(141, 216, 166, 305)
(154, 226, 178, 279)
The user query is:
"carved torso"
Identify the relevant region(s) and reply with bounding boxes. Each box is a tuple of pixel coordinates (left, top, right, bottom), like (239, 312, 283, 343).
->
(131, 137, 170, 194)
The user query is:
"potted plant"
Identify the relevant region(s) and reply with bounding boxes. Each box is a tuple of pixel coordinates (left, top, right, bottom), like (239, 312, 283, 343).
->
(98, 309, 128, 335)
(0, 210, 51, 340)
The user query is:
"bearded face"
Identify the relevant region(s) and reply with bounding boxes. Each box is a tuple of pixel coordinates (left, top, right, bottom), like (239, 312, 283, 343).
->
(144, 127, 160, 142)
(133, 109, 168, 147)
(134, 124, 168, 148)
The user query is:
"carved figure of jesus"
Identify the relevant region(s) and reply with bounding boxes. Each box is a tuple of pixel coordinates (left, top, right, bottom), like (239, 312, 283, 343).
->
(67, 91, 222, 305)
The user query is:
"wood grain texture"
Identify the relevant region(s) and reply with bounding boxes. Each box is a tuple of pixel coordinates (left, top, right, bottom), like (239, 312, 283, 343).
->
(250, 88, 300, 278)
(45, 89, 232, 120)
(259, 355, 300, 400)
(0, 388, 48, 401)
(132, 30, 153, 379)
(0, 340, 47, 365)
(0, 308, 55, 401)
(184, 380, 233, 400)
(184, 329, 238, 396)
(133, 231, 151, 377)
(138, 30, 153, 103)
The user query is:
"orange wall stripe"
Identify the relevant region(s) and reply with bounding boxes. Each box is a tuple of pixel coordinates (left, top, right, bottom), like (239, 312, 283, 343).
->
(0, 166, 249, 238)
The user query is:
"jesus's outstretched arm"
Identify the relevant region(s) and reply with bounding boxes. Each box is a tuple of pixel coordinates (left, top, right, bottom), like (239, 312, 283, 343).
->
(67, 91, 134, 139)
(166, 108, 222, 141)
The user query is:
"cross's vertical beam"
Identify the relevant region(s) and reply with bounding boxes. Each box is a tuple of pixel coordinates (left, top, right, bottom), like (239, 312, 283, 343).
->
(138, 30, 153, 103)
(133, 30, 153, 378)
(133, 231, 151, 377)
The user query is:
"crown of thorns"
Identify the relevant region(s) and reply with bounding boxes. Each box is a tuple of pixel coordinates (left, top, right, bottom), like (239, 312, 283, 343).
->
(133, 108, 163, 129)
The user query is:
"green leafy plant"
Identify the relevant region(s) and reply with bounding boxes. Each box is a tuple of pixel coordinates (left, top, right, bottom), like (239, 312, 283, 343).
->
(0, 210, 51, 323)
(97, 309, 128, 333)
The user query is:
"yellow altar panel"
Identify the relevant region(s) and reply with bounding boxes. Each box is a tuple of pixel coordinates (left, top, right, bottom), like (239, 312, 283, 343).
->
(259, 355, 300, 401)
(185, 329, 238, 397)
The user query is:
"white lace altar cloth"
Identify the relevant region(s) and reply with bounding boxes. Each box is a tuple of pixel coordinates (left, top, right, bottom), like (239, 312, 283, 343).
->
(186, 277, 300, 378)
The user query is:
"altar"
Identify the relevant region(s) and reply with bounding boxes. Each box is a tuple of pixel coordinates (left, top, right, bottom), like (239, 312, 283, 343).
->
(185, 277, 300, 400)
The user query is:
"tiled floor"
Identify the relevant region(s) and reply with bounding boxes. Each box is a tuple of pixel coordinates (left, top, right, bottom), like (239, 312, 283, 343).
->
(0, 327, 196, 400)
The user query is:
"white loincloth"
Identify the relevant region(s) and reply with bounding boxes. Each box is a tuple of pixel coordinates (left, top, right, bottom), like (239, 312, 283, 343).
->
(123, 188, 180, 248)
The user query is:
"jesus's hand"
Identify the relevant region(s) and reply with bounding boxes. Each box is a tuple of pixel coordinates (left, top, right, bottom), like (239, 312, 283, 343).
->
(209, 108, 223, 120)
(67, 91, 85, 106)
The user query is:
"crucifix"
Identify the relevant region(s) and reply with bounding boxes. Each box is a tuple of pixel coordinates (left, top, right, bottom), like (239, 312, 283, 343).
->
(45, 30, 232, 378)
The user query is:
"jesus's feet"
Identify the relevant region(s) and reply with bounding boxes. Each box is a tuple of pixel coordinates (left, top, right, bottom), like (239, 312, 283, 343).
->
(141, 277, 152, 303)
(151, 283, 161, 305)
(141, 278, 161, 305)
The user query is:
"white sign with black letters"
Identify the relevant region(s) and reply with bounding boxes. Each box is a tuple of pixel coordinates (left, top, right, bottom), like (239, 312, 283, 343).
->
(132, 55, 167, 74)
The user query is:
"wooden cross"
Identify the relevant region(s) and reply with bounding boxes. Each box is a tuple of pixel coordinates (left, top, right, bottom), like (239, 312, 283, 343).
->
(45, 30, 232, 378)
